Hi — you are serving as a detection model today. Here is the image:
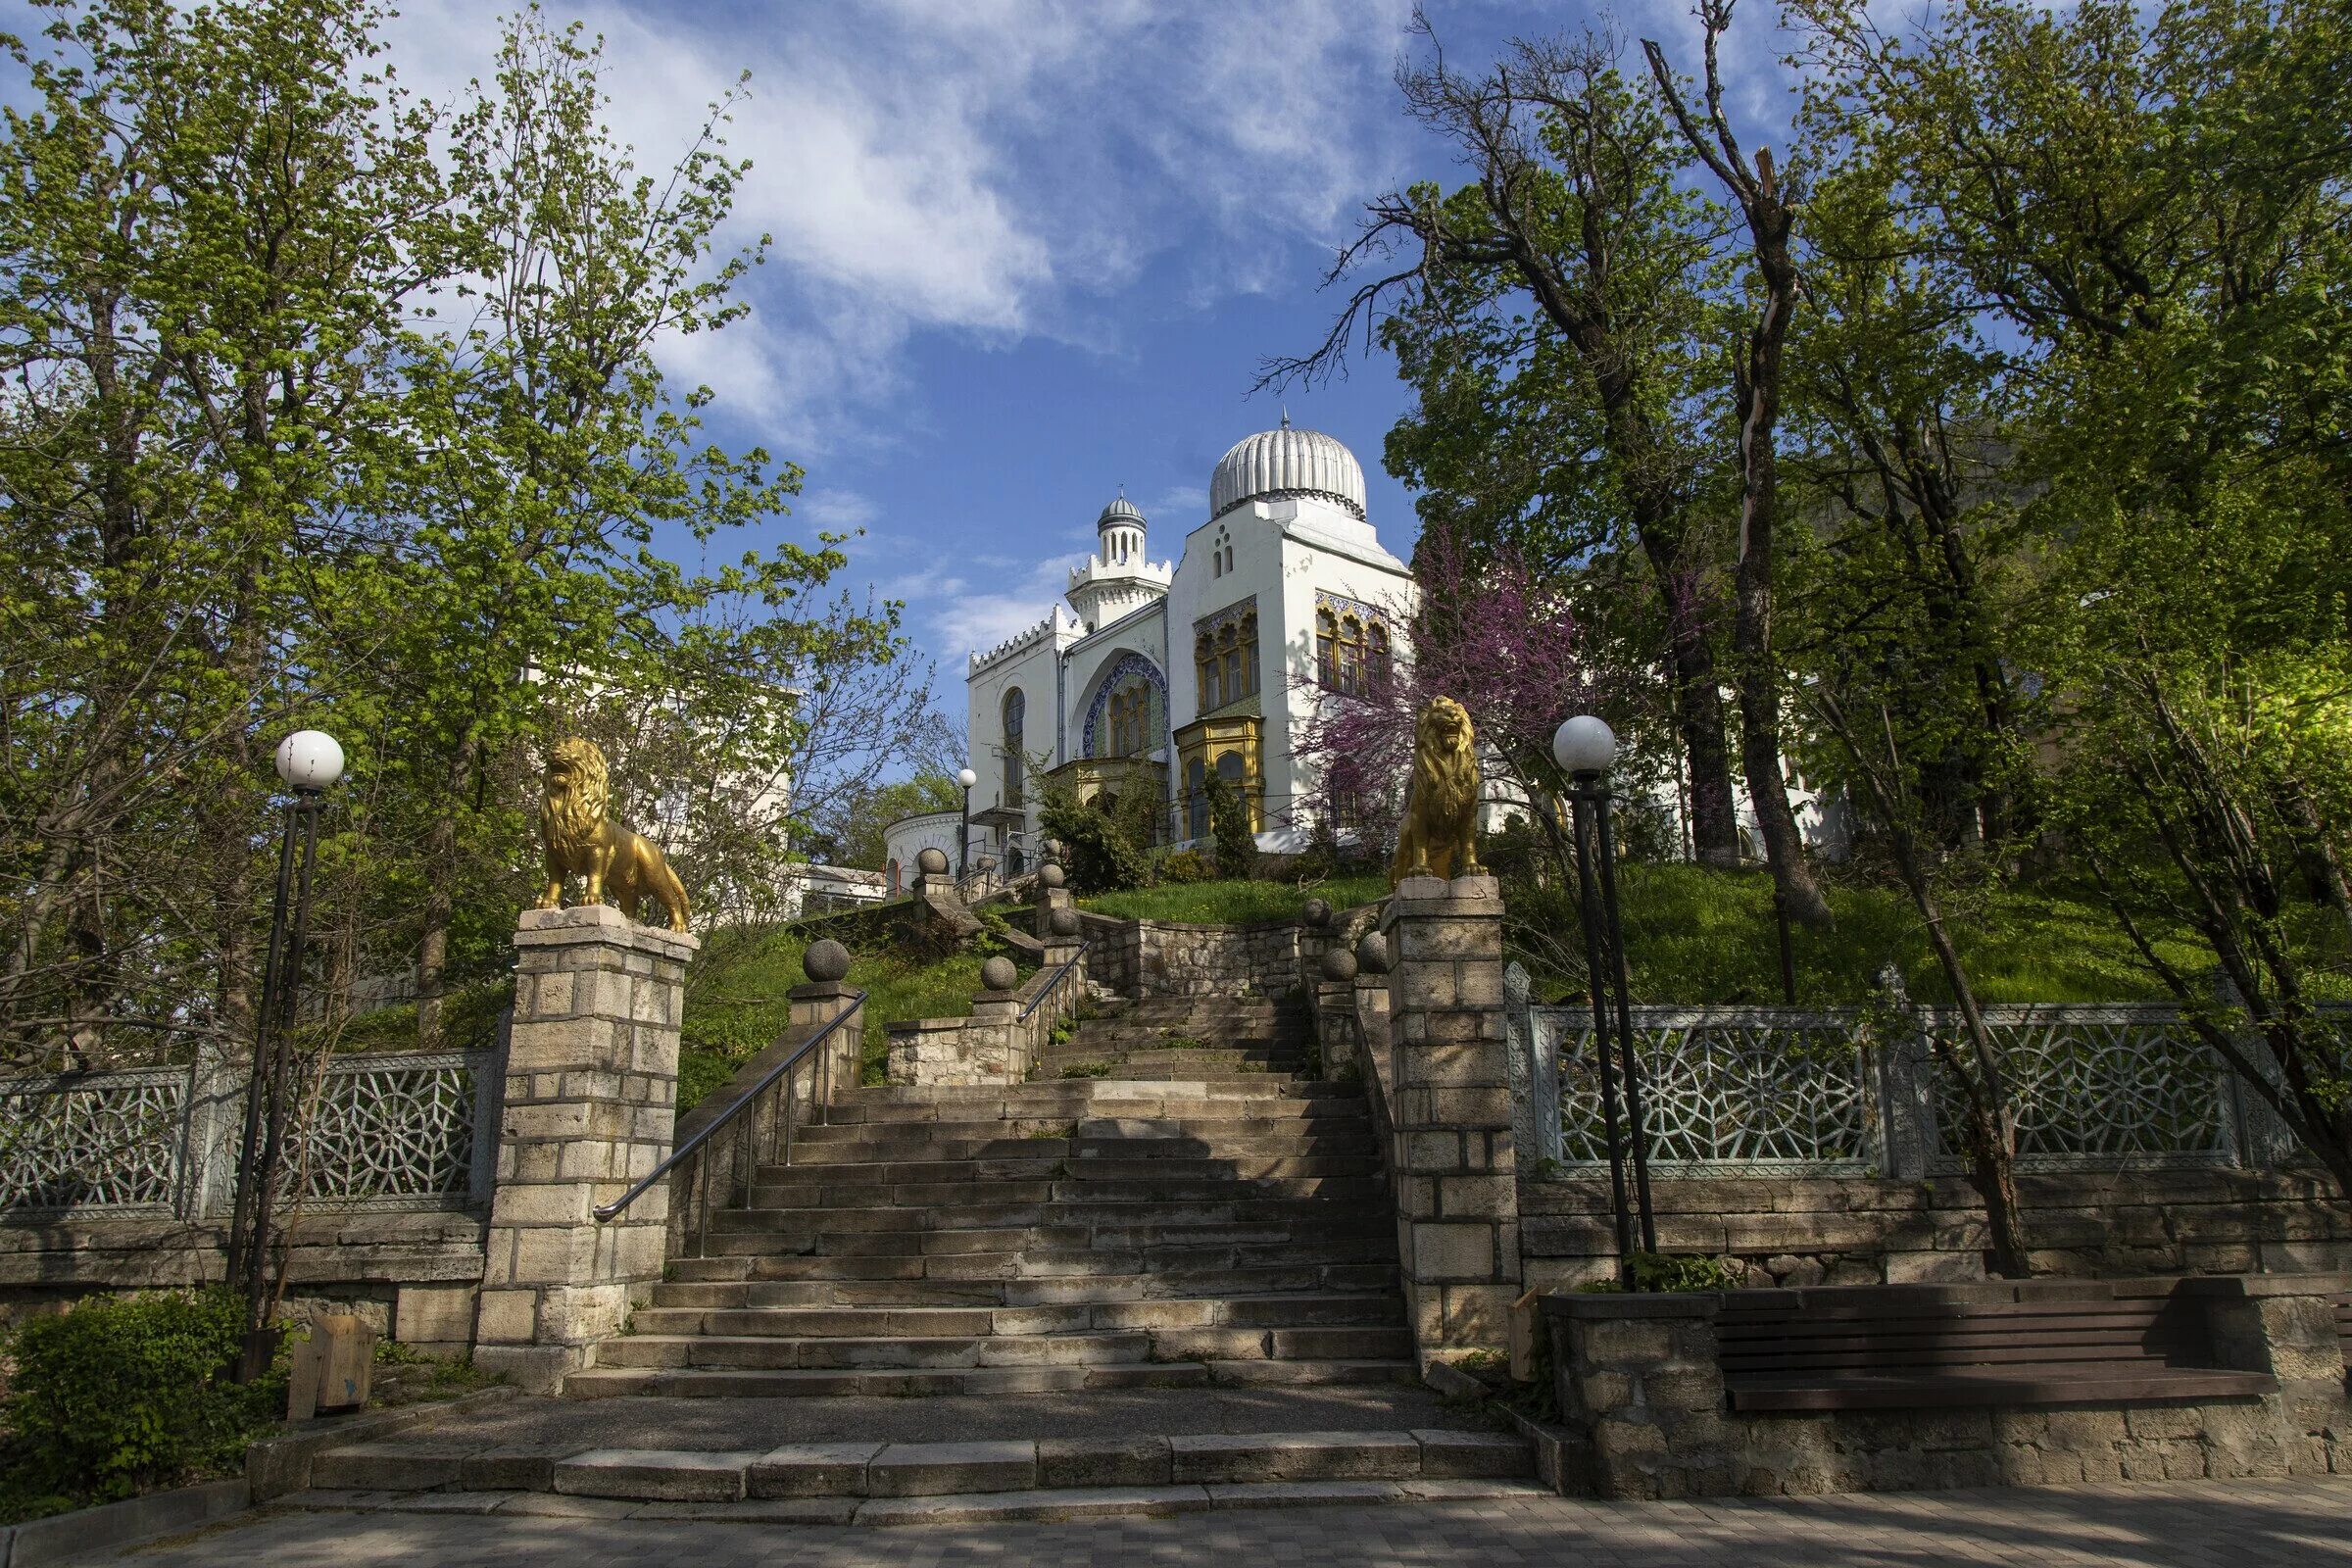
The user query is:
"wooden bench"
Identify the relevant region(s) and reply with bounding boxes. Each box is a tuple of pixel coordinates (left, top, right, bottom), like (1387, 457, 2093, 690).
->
(1714, 1282, 2278, 1413)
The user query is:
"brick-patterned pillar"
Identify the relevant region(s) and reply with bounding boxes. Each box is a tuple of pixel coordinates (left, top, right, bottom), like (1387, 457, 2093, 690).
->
(1381, 873, 1521, 1361)
(473, 905, 697, 1393)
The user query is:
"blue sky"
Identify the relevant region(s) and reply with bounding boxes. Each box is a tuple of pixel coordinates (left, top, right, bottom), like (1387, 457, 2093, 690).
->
(10, 0, 1798, 706)
(357, 0, 1797, 693)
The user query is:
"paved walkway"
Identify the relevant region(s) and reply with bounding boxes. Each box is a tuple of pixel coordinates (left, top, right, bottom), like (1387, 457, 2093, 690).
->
(115, 1476, 2352, 1566)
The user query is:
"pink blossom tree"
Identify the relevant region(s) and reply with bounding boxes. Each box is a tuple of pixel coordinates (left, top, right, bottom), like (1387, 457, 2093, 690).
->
(1292, 526, 1643, 869)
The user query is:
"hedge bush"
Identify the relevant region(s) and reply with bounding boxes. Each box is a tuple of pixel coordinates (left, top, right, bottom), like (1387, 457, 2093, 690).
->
(2, 1288, 283, 1521)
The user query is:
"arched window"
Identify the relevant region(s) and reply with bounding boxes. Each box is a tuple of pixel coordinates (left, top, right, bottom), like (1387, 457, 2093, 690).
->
(1196, 611, 1257, 712)
(1187, 757, 1207, 839)
(1002, 688, 1025, 807)
(887, 858, 901, 896)
(1316, 606, 1387, 696)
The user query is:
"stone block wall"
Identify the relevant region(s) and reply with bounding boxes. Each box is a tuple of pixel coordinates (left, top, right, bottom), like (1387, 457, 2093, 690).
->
(1540, 1277, 2352, 1499)
(471, 905, 696, 1394)
(1380, 874, 1520, 1361)
(1076, 912, 1302, 998)
(1519, 1168, 2352, 1290)
(884, 956, 1085, 1088)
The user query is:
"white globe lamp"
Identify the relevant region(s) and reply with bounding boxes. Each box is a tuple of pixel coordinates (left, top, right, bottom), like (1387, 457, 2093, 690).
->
(274, 729, 345, 793)
(1551, 715, 1617, 778)
(956, 767, 978, 790)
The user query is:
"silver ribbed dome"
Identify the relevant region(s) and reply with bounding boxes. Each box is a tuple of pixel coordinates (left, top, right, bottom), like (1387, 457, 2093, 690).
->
(1097, 494, 1145, 530)
(1208, 416, 1366, 522)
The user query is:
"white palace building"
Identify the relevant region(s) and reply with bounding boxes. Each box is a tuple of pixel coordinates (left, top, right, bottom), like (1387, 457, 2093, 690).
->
(960, 418, 1413, 871)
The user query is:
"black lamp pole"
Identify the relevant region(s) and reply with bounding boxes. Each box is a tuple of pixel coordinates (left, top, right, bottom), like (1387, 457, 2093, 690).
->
(1566, 785, 1637, 1279)
(1588, 781, 1658, 1253)
(224, 784, 324, 1369)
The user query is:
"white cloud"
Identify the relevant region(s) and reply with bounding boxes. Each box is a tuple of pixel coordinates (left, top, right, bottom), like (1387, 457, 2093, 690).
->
(371, 0, 1424, 456)
(925, 553, 1090, 659)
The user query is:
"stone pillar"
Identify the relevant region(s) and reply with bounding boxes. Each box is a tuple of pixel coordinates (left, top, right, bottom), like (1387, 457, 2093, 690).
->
(1380, 873, 1521, 1360)
(473, 905, 697, 1393)
(1540, 1293, 1731, 1499)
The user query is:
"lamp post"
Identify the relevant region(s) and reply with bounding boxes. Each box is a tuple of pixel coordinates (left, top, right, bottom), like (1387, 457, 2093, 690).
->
(956, 766, 978, 879)
(225, 729, 342, 1373)
(1552, 716, 1658, 1273)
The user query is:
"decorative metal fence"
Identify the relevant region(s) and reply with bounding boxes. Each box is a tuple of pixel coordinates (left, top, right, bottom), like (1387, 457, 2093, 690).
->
(1516, 980, 2303, 1179)
(0, 1044, 503, 1220)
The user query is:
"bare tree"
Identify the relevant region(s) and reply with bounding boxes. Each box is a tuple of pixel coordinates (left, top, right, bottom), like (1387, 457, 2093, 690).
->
(1642, 0, 1831, 924)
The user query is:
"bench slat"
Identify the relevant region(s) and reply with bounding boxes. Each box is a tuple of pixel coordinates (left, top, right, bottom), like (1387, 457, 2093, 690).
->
(1717, 1312, 2180, 1346)
(1721, 1345, 2191, 1363)
(1716, 1300, 2177, 1328)
(1727, 1367, 2277, 1413)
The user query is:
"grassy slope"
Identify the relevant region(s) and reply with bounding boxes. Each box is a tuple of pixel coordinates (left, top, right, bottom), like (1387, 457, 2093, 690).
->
(1509, 863, 2331, 1007)
(676, 922, 1019, 1111)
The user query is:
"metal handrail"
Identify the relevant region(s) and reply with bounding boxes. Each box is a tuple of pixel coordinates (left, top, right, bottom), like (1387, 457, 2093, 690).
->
(1018, 940, 1089, 1021)
(1010, 941, 1089, 1084)
(593, 990, 865, 1225)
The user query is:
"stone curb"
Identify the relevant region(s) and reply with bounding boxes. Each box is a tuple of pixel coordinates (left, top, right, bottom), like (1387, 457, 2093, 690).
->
(247, 1386, 520, 1501)
(300, 1429, 1533, 1503)
(0, 1478, 250, 1568)
(273, 1476, 1556, 1527)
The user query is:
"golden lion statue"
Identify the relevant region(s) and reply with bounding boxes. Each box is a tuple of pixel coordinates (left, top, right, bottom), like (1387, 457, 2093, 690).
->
(536, 738, 691, 932)
(1391, 696, 1484, 884)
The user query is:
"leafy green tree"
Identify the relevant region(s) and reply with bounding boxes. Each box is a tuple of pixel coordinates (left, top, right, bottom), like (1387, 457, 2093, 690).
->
(1204, 771, 1258, 881)
(824, 773, 966, 871)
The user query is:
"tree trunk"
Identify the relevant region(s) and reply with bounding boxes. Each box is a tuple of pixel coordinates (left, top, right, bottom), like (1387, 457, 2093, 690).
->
(1633, 527, 1740, 866)
(414, 737, 479, 1048)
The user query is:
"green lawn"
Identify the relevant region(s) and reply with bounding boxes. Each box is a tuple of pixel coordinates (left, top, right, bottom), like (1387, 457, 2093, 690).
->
(1080, 873, 1390, 925)
(676, 921, 1023, 1111)
(1507, 863, 2342, 1007)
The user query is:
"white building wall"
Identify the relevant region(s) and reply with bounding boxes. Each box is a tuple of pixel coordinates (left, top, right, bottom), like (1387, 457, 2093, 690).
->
(882, 809, 964, 894)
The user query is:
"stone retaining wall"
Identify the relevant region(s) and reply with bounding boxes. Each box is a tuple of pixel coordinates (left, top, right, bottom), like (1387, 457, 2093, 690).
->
(0, 1211, 488, 1351)
(1539, 1276, 2351, 1499)
(1519, 1169, 2352, 1289)
(1076, 911, 1302, 998)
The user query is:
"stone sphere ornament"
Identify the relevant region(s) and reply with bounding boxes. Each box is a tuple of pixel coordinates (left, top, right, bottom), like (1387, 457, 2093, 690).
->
(803, 939, 852, 984)
(1049, 906, 1081, 938)
(981, 956, 1019, 992)
(1355, 931, 1394, 975)
(1320, 946, 1359, 982)
(916, 847, 950, 876)
(1039, 863, 1065, 889)
(1300, 898, 1331, 928)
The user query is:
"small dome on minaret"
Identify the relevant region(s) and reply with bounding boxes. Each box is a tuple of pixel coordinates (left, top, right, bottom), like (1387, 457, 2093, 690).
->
(1094, 490, 1147, 567)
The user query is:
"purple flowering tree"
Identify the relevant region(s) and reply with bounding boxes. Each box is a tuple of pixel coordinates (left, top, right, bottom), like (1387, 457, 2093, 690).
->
(1292, 526, 1633, 866)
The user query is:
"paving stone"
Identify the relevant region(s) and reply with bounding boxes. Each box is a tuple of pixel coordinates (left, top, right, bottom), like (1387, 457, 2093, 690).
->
(855, 1485, 1213, 1525)
(549, 1449, 759, 1502)
(745, 1442, 884, 1498)
(1201, 1480, 1405, 1507)
(371, 1492, 513, 1515)
(1169, 1430, 1420, 1483)
(865, 1440, 1038, 1497)
(493, 1493, 639, 1519)
(626, 1498, 860, 1524)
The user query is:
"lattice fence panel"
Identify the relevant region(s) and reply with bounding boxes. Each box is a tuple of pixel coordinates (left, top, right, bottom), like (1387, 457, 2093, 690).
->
(1927, 1007, 2233, 1168)
(283, 1053, 478, 1203)
(0, 1067, 187, 1212)
(1550, 1009, 1874, 1174)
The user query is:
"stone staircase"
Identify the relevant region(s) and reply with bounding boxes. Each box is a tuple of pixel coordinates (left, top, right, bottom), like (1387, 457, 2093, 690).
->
(564, 990, 1417, 1397)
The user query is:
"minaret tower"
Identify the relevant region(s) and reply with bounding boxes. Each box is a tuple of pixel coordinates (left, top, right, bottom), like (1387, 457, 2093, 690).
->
(1065, 490, 1172, 630)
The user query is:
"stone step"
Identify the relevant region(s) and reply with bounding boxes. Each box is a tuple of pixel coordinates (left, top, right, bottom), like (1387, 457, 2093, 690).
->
(710, 1194, 1395, 1233)
(752, 1154, 1381, 1191)
(795, 1112, 1371, 1145)
(777, 1132, 1377, 1164)
(557, 1358, 1419, 1399)
(652, 1261, 1402, 1307)
(834, 1080, 1362, 1106)
(816, 1094, 1367, 1126)
(676, 1234, 1401, 1277)
(304, 1429, 1529, 1505)
(629, 1294, 1402, 1339)
(737, 1175, 1385, 1210)
(593, 1326, 1414, 1372)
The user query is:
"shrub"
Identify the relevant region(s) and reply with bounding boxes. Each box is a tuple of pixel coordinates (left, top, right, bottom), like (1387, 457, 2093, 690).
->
(1204, 772, 1257, 880)
(1156, 849, 1214, 884)
(2, 1289, 283, 1519)
(1040, 796, 1150, 894)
